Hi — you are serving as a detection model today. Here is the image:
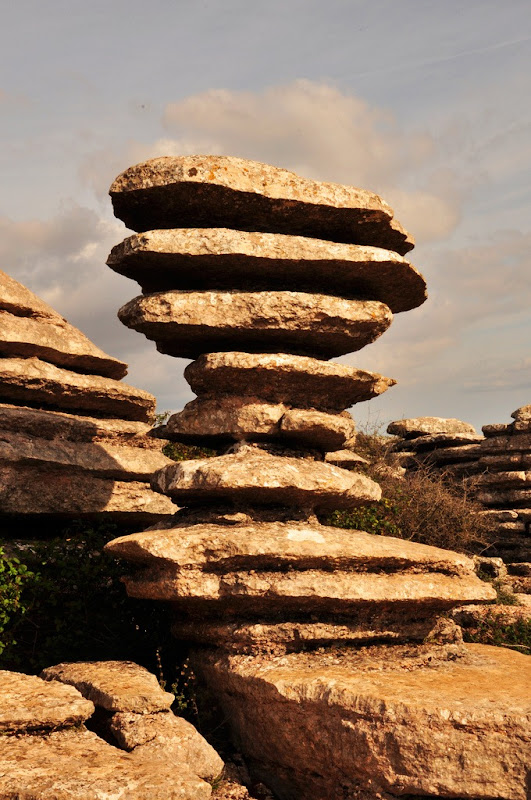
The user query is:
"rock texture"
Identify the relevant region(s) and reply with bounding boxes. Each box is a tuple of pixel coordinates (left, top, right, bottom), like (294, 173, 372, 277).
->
(109, 155, 414, 253)
(388, 417, 484, 477)
(0, 271, 174, 525)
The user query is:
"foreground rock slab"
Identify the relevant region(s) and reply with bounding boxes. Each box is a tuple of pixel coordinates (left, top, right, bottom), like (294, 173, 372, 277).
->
(108, 229, 425, 311)
(41, 661, 174, 713)
(0, 727, 211, 800)
(109, 155, 414, 254)
(197, 644, 531, 800)
(185, 351, 395, 410)
(387, 416, 477, 438)
(118, 290, 393, 359)
(0, 670, 94, 733)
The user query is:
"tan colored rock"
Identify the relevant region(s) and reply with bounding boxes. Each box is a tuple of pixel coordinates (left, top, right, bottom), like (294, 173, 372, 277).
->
(479, 452, 531, 470)
(477, 488, 531, 507)
(41, 661, 174, 713)
(0, 357, 154, 421)
(0, 430, 171, 480)
(109, 155, 414, 254)
(0, 463, 175, 520)
(387, 416, 477, 438)
(0, 670, 94, 733)
(474, 433, 531, 453)
(165, 396, 355, 450)
(511, 404, 531, 422)
(152, 446, 380, 510)
(393, 431, 483, 452)
(0, 403, 165, 449)
(185, 351, 395, 410)
(110, 711, 223, 780)
(196, 644, 530, 800)
(108, 229, 425, 312)
(324, 449, 368, 468)
(0, 726, 210, 799)
(106, 520, 493, 610)
(477, 470, 531, 488)
(118, 290, 393, 359)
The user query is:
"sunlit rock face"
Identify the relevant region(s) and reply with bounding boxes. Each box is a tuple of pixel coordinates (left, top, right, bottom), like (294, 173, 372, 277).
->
(104, 155, 529, 800)
(0, 269, 175, 525)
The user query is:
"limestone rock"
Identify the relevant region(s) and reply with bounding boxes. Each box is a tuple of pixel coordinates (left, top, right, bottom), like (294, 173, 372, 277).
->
(185, 352, 395, 410)
(0, 726, 210, 800)
(41, 661, 174, 713)
(392, 431, 484, 452)
(108, 229, 425, 312)
(512, 404, 531, 422)
(110, 711, 223, 780)
(324, 449, 368, 468)
(109, 155, 414, 254)
(387, 416, 477, 438)
(196, 644, 530, 800)
(151, 447, 381, 510)
(0, 670, 94, 733)
(0, 403, 165, 449)
(476, 488, 531, 507)
(0, 429, 171, 480)
(0, 464, 175, 520)
(0, 357, 154, 421)
(118, 291, 393, 360)
(0, 310, 128, 380)
(477, 470, 531, 488)
(165, 396, 355, 450)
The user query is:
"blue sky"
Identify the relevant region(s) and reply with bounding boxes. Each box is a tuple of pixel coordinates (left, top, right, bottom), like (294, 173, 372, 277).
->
(1, 0, 530, 431)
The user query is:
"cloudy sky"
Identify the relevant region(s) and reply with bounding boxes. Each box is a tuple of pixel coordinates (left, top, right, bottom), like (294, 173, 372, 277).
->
(2, 0, 530, 431)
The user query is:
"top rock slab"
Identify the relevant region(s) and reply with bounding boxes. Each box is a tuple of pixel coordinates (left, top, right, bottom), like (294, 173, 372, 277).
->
(109, 156, 414, 255)
(387, 417, 477, 439)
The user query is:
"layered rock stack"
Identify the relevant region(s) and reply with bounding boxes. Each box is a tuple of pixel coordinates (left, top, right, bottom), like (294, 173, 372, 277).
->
(475, 404, 531, 563)
(387, 416, 484, 477)
(103, 157, 529, 800)
(0, 269, 174, 526)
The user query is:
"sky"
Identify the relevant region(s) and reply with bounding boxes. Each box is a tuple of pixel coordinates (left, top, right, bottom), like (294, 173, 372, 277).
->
(1, 0, 530, 432)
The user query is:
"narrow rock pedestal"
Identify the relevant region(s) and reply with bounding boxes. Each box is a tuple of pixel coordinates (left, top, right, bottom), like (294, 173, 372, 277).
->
(104, 156, 529, 800)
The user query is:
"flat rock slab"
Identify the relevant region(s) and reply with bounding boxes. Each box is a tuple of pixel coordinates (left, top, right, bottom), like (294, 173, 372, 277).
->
(0, 726, 210, 800)
(387, 416, 477, 438)
(0, 403, 165, 448)
(512, 404, 531, 422)
(0, 463, 175, 520)
(152, 446, 381, 511)
(108, 229, 425, 312)
(393, 432, 484, 452)
(110, 711, 223, 780)
(476, 487, 531, 507)
(197, 644, 530, 800)
(0, 430, 171, 480)
(41, 661, 174, 713)
(0, 270, 127, 379)
(165, 396, 355, 450)
(0, 357, 154, 421)
(324, 449, 368, 467)
(0, 670, 94, 733)
(109, 155, 414, 254)
(105, 520, 493, 611)
(477, 470, 531, 488)
(479, 433, 531, 453)
(185, 351, 395, 410)
(118, 291, 392, 360)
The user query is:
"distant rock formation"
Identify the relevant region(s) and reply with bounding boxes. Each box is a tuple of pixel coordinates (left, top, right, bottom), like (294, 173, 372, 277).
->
(103, 156, 529, 800)
(0, 269, 174, 526)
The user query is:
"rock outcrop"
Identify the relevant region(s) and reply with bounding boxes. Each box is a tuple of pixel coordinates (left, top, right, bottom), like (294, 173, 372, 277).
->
(388, 416, 484, 477)
(0, 271, 174, 524)
(102, 156, 528, 800)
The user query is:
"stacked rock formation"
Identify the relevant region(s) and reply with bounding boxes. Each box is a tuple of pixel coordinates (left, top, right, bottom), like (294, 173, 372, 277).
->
(0, 269, 174, 525)
(103, 157, 529, 800)
(475, 404, 531, 562)
(388, 416, 484, 477)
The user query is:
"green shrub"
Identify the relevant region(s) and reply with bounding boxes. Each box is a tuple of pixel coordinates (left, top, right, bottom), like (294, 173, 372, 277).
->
(0, 547, 36, 656)
(463, 613, 531, 654)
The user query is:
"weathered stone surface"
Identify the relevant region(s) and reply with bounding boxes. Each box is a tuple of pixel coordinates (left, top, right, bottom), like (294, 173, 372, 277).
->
(478, 433, 531, 453)
(0, 357, 154, 421)
(512, 404, 531, 422)
(109, 156, 414, 254)
(387, 416, 477, 438)
(0, 463, 175, 520)
(0, 430, 171, 480)
(476, 488, 531, 507)
(324, 449, 368, 468)
(110, 711, 223, 780)
(477, 470, 531, 488)
(407, 442, 483, 463)
(0, 726, 210, 799)
(41, 661, 174, 713)
(108, 229, 425, 312)
(479, 452, 531, 470)
(105, 520, 493, 610)
(196, 644, 530, 800)
(0, 309, 128, 380)
(0, 403, 165, 448)
(152, 447, 380, 510)
(118, 291, 393, 359)
(164, 396, 354, 450)
(0, 670, 94, 733)
(185, 352, 395, 410)
(393, 431, 483, 452)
